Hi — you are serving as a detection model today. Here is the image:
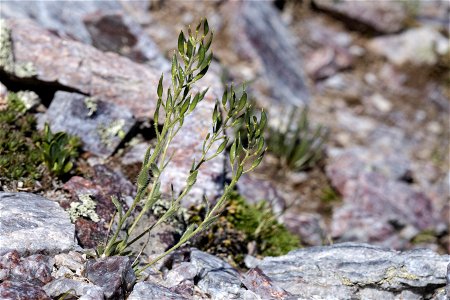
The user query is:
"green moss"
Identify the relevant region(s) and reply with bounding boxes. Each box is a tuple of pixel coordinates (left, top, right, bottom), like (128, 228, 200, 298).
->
(0, 93, 43, 185)
(320, 185, 341, 204)
(0, 92, 81, 187)
(190, 192, 300, 266)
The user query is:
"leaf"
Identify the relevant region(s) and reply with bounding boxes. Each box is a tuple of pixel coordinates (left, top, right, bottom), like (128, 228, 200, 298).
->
(178, 31, 185, 55)
(63, 161, 73, 173)
(189, 93, 200, 113)
(237, 92, 247, 111)
(111, 195, 123, 217)
(187, 170, 198, 186)
(137, 165, 150, 189)
(150, 163, 160, 177)
(171, 54, 178, 82)
(216, 138, 228, 154)
(236, 165, 243, 180)
(157, 74, 163, 98)
(230, 138, 237, 165)
(203, 19, 209, 35)
(180, 224, 196, 241)
(197, 44, 206, 68)
(259, 110, 267, 131)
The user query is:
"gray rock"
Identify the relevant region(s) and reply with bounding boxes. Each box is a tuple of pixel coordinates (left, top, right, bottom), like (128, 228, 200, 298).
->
(165, 262, 198, 288)
(368, 27, 449, 66)
(190, 249, 244, 299)
(2, 19, 161, 119)
(241, 267, 290, 299)
(43, 278, 105, 300)
(256, 243, 450, 299)
(128, 282, 187, 300)
(0, 192, 76, 256)
(312, 0, 407, 34)
(326, 147, 444, 249)
(38, 91, 136, 158)
(0, 0, 120, 44)
(85, 256, 136, 299)
(0, 281, 50, 300)
(54, 251, 85, 274)
(84, 11, 169, 69)
(218, 0, 310, 125)
(0, 251, 53, 286)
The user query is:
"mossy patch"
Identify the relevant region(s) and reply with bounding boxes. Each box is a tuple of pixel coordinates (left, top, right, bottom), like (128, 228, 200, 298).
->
(189, 192, 300, 267)
(0, 92, 81, 189)
(0, 93, 44, 187)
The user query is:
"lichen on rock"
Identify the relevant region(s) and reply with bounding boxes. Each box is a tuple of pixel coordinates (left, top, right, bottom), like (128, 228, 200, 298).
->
(68, 194, 100, 223)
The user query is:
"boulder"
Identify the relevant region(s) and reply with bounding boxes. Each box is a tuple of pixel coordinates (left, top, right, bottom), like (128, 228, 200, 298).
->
(85, 256, 136, 299)
(1, 19, 160, 119)
(218, 0, 310, 125)
(256, 243, 450, 299)
(0, 192, 77, 256)
(368, 27, 449, 66)
(38, 91, 136, 158)
(312, 0, 407, 34)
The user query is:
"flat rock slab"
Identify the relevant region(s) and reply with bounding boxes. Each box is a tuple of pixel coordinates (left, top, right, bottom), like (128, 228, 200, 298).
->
(2, 19, 161, 119)
(220, 0, 310, 118)
(257, 243, 450, 300)
(128, 282, 188, 300)
(38, 91, 136, 158)
(0, 192, 77, 256)
(312, 0, 407, 34)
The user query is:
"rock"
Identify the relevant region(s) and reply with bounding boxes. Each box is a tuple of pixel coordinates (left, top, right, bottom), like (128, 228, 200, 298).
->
(256, 243, 450, 299)
(43, 278, 105, 300)
(368, 27, 449, 66)
(63, 165, 134, 248)
(53, 251, 85, 275)
(0, 251, 53, 286)
(305, 46, 353, 80)
(1, 19, 161, 119)
(190, 248, 245, 299)
(312, 0, 407, 34)
(282, 212, 327, 246)
(0, 1, 121, 44)
(38, 91, 136, 158)
(236, 172, 286, 215)
(0, 192, 77, 256)
(128, 282, 187, 300)
(218, 0, 310, 123)
(241, 267, 290, 299)
(121, 141, 152, 165)
(84, 11, 169, 69)
(85, 256, 136, 299)
(326, 147, 444, 249)
(165, 262, 198, 288)
(0, 281, 50, 300)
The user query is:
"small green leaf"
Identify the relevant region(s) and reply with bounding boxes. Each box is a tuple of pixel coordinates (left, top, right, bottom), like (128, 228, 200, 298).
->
(187, 170, 198, 186)
(150, 163, 160, 177)
(203, 19, 209, 35)
(216, 138, 228, 154)
(230, 138, 237, 165)
(178, 31, 185, 55)
(111, 195, 123, 217)
(157, 74, 163, 98)
(171, 54, 178, 82)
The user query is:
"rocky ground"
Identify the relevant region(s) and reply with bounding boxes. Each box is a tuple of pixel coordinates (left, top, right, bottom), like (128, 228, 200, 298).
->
(0, 0, 449, 299)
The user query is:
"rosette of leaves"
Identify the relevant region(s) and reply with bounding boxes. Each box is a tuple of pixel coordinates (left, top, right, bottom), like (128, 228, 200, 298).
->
(267, 107, 328, 171)
(98, 19, 267, 275)
(37, 123, 80, 178)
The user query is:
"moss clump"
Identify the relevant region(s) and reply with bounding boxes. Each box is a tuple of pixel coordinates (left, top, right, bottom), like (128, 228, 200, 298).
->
(0, 93, 44, 185)
(0, 92, 81, 188)
(190, 193, 300, 266)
